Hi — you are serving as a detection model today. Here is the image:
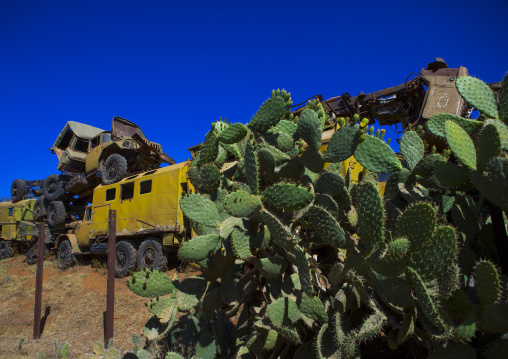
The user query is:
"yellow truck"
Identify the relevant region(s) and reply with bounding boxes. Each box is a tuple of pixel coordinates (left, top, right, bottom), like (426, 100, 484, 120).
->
(0, 198, 50, 261)
(53, 161, 193, 277)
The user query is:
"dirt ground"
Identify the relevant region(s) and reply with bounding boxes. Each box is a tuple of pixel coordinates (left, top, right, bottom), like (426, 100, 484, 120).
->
(0, 254, 195, 358)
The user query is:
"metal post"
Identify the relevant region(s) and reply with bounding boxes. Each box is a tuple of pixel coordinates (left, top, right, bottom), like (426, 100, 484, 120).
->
(105, 209, 116, 347)
(33, 222, 44, 339)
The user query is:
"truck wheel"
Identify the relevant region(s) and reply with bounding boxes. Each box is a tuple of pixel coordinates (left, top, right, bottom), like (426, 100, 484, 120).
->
(102, 154, 128, 185)
(26, 241, 49, 265)
(33, 196, 48, 220)
(115, 240, 137, 277)
(43, 174, 66, 201)
(11, 179, 27, 203)
(137, 239, 167, 271)
(0, 241, 11, 260)
(47, 201, 66, 228)
(57, 240, 74, 269)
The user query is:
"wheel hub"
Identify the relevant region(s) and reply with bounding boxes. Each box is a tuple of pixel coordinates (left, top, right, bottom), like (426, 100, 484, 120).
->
(106, 163, 118, 179)
(117, 249, 127, 267)
(142, 247, 156, 267)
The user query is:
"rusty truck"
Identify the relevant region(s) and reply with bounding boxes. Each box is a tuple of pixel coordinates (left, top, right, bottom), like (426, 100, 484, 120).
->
(52, 161, 193, 277)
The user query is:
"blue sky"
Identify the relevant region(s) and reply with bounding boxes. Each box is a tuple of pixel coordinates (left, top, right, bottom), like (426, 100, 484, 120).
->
(1, 0, 507, 198)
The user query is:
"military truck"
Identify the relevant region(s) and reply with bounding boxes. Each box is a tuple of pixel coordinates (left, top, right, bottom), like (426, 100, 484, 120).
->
(0, 198, 51, 262)
(52, 161, 193, 277)
(11, 116, 176, 229)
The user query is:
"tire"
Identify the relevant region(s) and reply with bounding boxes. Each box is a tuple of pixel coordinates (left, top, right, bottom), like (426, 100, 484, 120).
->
(137, 238, 167, 271)
(47, 201, 66, 228)
(57, 240, 74, 269)
(43, 174, 66, 201)
(26, 241, 49, 265)
(11, 179, 27, 203)
(33, 196, 48, 220)
(0, 241, 11, 260)
(115, 240, 137, 277)
(102, 154, 128, 185)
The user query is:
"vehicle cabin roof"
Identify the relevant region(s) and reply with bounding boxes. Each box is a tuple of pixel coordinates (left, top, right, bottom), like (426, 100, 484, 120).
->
(0, 199, 35, 210)
(66, 121, 105, 140)
(51, 121, 106, 152)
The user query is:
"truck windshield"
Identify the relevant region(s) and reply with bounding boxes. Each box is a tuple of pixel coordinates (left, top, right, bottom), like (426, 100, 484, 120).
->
(101, 132, 112, 143)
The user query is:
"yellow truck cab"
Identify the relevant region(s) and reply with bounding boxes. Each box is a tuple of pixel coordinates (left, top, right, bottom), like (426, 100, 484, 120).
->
(0, 198, 48, 260)
(54, 161, 193, 276)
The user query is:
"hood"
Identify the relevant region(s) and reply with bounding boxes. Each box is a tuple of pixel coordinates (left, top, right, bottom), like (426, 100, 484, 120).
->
(112, 116, 146, 139)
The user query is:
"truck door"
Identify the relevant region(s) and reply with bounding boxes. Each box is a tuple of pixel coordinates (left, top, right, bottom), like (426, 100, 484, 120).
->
(73, 206, 92, 248)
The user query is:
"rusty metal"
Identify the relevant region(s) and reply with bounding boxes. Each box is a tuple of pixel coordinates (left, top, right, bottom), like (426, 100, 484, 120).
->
(105, 209, 116, 347)
(33, 222, 44, 339)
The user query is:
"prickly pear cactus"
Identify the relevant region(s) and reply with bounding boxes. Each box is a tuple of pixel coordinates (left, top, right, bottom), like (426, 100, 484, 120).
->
(125, 80, 508, 358)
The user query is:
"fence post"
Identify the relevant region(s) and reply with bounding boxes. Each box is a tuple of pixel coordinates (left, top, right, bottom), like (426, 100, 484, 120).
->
(105, 209, 116, 347)
(33, 222, 44, 339)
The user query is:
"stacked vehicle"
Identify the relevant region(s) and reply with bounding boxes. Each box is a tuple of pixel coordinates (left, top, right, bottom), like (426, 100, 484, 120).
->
(7, 116, 177, 271)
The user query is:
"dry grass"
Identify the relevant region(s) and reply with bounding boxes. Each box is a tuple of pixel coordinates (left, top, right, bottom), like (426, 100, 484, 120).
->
(0, 255, 155, 358)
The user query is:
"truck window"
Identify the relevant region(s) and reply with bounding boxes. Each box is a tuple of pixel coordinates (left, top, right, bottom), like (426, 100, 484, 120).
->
(101, 132, 111, 143)
(57, 127, 74, 150)
(106, 188, 116, 201)
(84, 207, 91, 221)
(90, 136, 100, 150)
(74, 137, 89, 152)
(8, 208, 13, 216)
(140, 180, 152, 195)
(121, 182, 135, 201)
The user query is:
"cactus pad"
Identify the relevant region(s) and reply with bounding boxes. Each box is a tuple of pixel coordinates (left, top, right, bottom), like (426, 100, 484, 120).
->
(245, 142, 259, 195)
(177, 234, 220, 262)
(199, 131, 219, 164)
(295, 109, 322, 151)
(427, 113, 483, 138)
(456, 76, 499, 119)
(127, 269, 176, 298)
(409, 226, 457, 281)
(267, 119, 298, 136)
(477, 124, 501, 172)
(434, 161, 469, 188)
(261, 209, 293, 250)
(481, 302, 508, 333)
(298, 293, 327, 323)
(405, 267, 447, 331)
(199, 164, 220, 193)
(254, 256, 288, 278)
(261, 184, 314, 211)
(299, 149, 324, 173)
(224, 190, 261, 218)
(474, 260, 500, 305)
(267, 297, 302, 343)
(305, 205, 346, 248)
(180, 193, 221, 227)
(356, 181, 384, 252)
(500, 73, 508, 119)
(397, 202, 436, 248)
(249, 96, 285, 133)
(445, 120, 477, 170)
(195, 330, 217, 359)
(218, 123, 248, 144)
(314, 171, 345, 197)
(400, 131, 424, 171)
(231, 227, 252, 260)
(355, 135, 402, 173)
(323, 124, 360, 163)
(147, 297, 177, 323)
